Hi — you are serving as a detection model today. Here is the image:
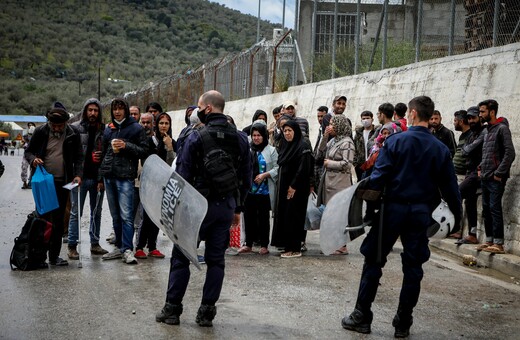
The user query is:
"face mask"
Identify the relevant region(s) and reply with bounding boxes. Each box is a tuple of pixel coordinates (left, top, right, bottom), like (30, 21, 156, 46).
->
(28, 126, 35, 134)
(197, 107, 207, 124)
(361, 119, 372, 128)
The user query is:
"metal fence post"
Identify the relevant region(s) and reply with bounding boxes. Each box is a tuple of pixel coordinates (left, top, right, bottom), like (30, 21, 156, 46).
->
(415, 0, 424, 63)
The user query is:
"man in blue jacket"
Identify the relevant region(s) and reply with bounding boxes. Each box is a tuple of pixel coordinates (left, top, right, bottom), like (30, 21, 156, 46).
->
(156, 90, 252, 327)
(99, 98, 149, 264)
(342, 96, 461, 338)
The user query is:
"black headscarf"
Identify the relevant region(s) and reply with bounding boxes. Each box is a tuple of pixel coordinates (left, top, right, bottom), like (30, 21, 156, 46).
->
(250, 122, 269, 180)
(277, 120, 307, 166)
(242, 109, 267, 136)
(250, 122, 269, 152)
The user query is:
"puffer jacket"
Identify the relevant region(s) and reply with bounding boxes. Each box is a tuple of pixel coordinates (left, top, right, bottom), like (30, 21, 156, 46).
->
(480, 117, 515, 180)
(98, 118, 149, 180)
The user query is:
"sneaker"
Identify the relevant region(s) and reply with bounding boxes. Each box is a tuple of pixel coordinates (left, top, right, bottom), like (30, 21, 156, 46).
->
(476, 242, 493, 251)
(67, 246, 79, 260)
(301, 243, 308, 252)
(149, 249, 165, 258)
(105, 232, 115, 241)
(237, 246, 253, 254)
(134, 249, 148, 259)
(392, 313, 413, 338)
(90, 244, 108, 255)
(196, 304, 217, 327)
(259, 247, 269, 255)
(21, 181, 29, 189)
(122, 249, 138, 264)
(197, 255, 206, 264)
(482, 244, 505, 254)
(102, 249, 122, 260)
(341, 309, 372, 334)
(225, 248, 239, 256)
(156, 302, 183, 325)
(281, 251, 302, 258)
(49, 257, 69, 266)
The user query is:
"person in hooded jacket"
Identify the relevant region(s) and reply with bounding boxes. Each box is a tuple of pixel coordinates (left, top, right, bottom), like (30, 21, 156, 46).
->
(238, 120, 279, 255)
(271, 120, 313, 258)
(99, 98, 149, 265)
(242, 109, 268, 136)
(135, 112, 175, 259)
(67, 98, 108, 260)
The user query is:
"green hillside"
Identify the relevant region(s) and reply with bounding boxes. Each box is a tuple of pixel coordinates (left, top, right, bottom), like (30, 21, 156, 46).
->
(0, 0, 277, 115)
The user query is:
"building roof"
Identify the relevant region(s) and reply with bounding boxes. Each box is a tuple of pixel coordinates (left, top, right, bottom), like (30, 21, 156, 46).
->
(0, 115, 47, 124)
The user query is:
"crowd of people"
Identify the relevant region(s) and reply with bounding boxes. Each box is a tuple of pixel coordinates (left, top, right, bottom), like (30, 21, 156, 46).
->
(14, 91, 515, 335)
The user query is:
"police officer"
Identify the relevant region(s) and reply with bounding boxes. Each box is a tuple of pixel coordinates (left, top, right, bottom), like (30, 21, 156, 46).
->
(342, 96, 461, 338)
(156, 90, 252, 327)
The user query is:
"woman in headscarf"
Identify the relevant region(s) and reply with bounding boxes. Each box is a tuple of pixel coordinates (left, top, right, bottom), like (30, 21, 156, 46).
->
(242, 109, 268, 136)
(361, 121, 401, 179)
(271, 120, 313, 258)
(238, 120, 279, 255)
(316, 114, 355, 205)
(315, 114, 355, 255)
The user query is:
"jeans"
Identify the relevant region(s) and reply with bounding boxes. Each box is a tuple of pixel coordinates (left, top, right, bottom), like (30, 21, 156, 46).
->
(356, 202, 431, 317)
(459, 173, 480, 235)
(481, 178, 506, 244)
(104, 178, 135, 252)
(68, 178, 104, 246)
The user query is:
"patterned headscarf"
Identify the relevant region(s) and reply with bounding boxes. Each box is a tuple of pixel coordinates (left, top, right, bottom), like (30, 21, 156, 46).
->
(330, 114, 351, 142)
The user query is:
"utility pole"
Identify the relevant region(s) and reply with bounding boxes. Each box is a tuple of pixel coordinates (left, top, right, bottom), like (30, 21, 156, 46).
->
(257, 0, 261, 43)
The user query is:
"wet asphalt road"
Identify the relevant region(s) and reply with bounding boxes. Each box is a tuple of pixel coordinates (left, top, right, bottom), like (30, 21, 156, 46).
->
(1, 154, 519, 340)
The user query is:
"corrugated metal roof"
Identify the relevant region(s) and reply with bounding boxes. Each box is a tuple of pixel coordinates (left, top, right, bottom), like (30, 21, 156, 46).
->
(0, 115, 47, 123)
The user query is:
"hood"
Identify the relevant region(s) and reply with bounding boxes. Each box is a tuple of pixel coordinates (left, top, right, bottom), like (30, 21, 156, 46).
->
(252, 109, 267, 123)
(490, 117, 508, 127)
(81, 98, 103, 124)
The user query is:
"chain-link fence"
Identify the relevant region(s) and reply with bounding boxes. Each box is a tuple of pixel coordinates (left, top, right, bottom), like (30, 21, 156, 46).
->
(124, 0, 520, 110)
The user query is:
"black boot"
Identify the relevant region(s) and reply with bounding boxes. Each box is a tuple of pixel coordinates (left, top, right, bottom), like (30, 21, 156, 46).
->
(196, 304, 217, 327)
(392, 312, 413, 338)
(156, 302, 183, 325)
(341, 308, 372, 334)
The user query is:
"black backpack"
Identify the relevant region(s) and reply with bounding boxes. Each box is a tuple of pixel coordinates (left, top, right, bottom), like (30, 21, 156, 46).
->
(10, 212, 52, 271)
(198, 127, 239, 198)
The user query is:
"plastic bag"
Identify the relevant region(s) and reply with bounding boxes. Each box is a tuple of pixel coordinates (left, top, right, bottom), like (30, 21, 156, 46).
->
(229, 222, 241, 248)
(305, 192, 323, 231)
(31, 165, 59, 215)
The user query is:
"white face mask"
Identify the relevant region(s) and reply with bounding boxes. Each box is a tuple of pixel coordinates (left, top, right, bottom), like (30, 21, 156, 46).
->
(361, 118, 372, 128)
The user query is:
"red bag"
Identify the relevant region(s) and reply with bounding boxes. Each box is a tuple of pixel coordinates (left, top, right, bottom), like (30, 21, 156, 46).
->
(229, 223, 241, 248)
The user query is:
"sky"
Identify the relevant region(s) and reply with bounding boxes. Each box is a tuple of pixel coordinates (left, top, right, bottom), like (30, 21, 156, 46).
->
(210, 0, 296, 29)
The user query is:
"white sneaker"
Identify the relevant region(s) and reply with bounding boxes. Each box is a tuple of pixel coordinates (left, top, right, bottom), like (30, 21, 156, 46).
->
(102, 249, 122, 260)
(123, 249, 138, 264)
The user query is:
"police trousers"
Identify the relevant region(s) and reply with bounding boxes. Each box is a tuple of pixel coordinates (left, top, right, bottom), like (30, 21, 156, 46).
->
(356, 202, 431, 317)
(166, 195, 235, 306)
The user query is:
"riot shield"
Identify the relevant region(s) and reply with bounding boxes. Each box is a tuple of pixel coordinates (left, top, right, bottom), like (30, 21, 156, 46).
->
(140, 155, 207, 269)
(320, 179, 368, 255)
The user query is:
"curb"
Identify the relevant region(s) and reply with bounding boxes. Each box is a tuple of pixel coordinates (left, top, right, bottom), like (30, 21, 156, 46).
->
(430, 238, 520, 279)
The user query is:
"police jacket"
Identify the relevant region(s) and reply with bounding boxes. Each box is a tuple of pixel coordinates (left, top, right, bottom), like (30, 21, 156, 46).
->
(176, 113, 252, 210)
(369, 126, 461, 219)
(24, 123, 84, 182)
(98, 117, 149, 180)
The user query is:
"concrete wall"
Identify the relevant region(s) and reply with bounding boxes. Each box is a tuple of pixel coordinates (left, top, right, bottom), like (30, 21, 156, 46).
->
(169, 42, 520, 255)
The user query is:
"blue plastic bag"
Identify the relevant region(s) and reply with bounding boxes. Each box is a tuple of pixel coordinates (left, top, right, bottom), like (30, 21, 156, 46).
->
(31, 165, 59, 215)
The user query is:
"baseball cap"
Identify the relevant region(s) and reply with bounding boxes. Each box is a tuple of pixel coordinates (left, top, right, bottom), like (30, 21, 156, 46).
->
(283, 100, 296, 109)
(467, 106, 479, 117)
(333, 95, 347, 103)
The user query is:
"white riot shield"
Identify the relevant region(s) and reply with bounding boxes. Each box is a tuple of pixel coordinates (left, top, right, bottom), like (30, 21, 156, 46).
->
(320, 180, 368, 255)
(140, 155, 207, 269)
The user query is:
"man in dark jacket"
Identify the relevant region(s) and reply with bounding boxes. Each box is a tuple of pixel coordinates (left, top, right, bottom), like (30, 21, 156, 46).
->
(99, 98, 149, 264)
(67, 98, 108, 260)
(342, 96, 461, 338)
(429, 110, 456, 157)
(156, 90, 252, 328)
(353, 110, 376, 180)
(456, 106, 486, 244)
(476, 99, 515, 254)
(25, 105, 83, 266)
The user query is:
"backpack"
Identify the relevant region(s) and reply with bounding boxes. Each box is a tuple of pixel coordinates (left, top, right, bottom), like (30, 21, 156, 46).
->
(198, 127, 239, 198)
(10, 212, 53, 271)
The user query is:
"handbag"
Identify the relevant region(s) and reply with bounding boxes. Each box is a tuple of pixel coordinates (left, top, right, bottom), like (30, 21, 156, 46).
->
(31, 165, 59, 215)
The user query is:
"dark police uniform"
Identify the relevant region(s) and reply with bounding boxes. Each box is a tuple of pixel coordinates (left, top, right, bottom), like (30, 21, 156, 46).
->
(354, 125, 461, 329)
(163, 112, 252, 322)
